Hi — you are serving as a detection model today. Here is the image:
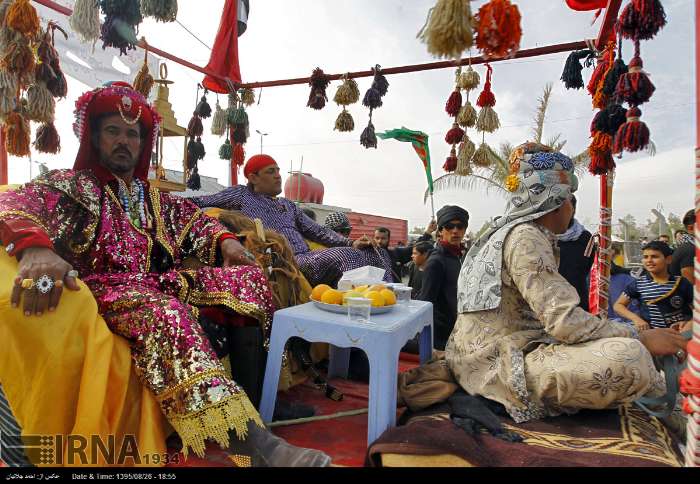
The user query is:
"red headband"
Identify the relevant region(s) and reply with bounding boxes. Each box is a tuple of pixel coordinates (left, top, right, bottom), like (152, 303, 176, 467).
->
(244, 154, 277, 179)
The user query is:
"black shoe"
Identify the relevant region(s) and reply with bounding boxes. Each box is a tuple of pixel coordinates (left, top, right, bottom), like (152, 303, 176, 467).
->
(273, 399, 315, 421)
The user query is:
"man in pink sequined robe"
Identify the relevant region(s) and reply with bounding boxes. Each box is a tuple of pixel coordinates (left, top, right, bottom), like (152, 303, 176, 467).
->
(0, 82, 329, 466)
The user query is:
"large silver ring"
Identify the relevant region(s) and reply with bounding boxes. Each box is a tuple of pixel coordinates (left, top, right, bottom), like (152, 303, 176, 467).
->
(66, 270, 79, 278)
(676, 349, 686, 360)
(36, 274, 54, 294)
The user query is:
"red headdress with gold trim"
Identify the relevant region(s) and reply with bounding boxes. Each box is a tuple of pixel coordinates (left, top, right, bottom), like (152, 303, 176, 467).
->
(72, 81, 161, 182)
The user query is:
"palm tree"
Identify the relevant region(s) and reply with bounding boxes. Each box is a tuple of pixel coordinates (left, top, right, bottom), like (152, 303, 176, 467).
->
(424, 83, 590, 202)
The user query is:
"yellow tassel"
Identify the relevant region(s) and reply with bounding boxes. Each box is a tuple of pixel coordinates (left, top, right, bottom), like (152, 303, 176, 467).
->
(472, 142, 491, 167)
(240, 88, 255, 106)
(4, 110, 30, 156)
(457, 101, 477, 128)
(456, 137, 475, 175)
(133, 62, 154, 98)
(334, 108, 354, 132)
(26, 82, 54, 122)
(69, 0, 101, 43)
(334, 75, 360, 106)
(211, 100, 227, 136)
(476, 106, 500, 133)
(418, 0, 473, 59)
(458, 65, 480, 91)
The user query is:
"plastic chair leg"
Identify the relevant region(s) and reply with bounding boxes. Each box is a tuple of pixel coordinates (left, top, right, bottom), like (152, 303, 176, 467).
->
(366, 351, 399, 445)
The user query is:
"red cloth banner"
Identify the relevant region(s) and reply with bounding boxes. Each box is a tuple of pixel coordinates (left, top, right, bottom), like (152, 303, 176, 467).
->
(203, 0, 241, 93)
(565, 0, 608, 11)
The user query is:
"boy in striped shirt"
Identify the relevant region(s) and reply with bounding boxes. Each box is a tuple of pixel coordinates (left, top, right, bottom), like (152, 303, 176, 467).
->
(613, 241, 693, 332)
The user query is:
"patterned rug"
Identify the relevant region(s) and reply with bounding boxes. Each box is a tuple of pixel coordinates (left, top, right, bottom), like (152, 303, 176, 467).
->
(367, 403, 684, 467)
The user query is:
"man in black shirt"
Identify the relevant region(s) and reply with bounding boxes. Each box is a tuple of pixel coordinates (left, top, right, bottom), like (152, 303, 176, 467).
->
(373, 222, 436, 282)
(670, 209, 695, 284)
(417, 205, 469, 351)
(558, 195, 595, 311)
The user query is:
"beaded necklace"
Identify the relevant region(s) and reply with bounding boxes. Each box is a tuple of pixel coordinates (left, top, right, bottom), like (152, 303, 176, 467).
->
(116, 178, 148, 229)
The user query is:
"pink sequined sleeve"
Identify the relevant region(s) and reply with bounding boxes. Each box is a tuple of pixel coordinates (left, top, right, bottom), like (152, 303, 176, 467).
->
(164, 193, 234, 266)
(0, 182, 60, 254)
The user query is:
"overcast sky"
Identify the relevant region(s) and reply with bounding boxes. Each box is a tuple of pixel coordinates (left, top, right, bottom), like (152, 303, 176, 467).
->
(8, 0, 696, 234)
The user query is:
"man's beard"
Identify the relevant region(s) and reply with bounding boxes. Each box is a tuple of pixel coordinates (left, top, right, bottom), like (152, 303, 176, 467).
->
(101, 149, 138, 175)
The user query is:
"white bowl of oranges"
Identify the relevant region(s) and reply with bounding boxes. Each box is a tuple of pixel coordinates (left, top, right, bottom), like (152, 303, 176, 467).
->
(310, 283, 397, 314)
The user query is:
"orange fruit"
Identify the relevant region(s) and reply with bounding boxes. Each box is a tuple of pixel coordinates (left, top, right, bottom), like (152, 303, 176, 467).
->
(364, 290, 384, 307)
(321, 289, 343, 305)
(380, 289, 396, 306)
(311, 284, 332, 301)
(369, 284, 387, 292)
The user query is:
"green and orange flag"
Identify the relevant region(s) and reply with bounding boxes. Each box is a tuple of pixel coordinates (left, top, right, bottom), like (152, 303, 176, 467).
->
(377, 127, 433, 194)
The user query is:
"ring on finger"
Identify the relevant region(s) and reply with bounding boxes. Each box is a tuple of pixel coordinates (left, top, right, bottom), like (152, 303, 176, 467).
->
(36, 274, 54, 295)
(20, 278, 34, 289)
(675, 349, 685, 360)
(66, 269, 79, 278)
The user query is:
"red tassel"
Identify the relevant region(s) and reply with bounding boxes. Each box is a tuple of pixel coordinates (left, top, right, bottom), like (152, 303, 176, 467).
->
(588, 130, 615, 175)
(233, 142, 245, 166)
(187, 114, 203, 137)
(476, 64, 496, 108)
(618, 0, 666, 41)
(33, 122, 60, 153)
(445, 124, 465, 145)
(475, 0, 522, 59)
(613, 106, 650, 153)
(445, 89, 462, 117)
(614, 41, 655, 106)
(443, 146, 458, 172)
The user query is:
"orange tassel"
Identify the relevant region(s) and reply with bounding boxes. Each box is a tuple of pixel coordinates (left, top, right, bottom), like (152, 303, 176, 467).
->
(6, 0, 40, 37)
(588, 130, 615, 175)
(591, 42, 615, 109)
(475, 0, 522, 59)
(2, 39, 34, 80)
(4, 111, 30, 156)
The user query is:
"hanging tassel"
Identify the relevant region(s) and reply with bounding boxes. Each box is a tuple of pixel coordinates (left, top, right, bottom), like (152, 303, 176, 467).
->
(474, 0, 522, 59)
(133, 41, 154, 97)
(587, 48, 611, 97)
(591, 103, 627, 136)
(0, 87, 17, 116)
(476, 64, 496, 108)
(307, 67, 330, 110)
(457, 100, 477, 128)
(233, 142, 245, 166)
(458, 65, 480, 91)
(445, 123, 464, 145)
(360, 119, 377, 149)
(186, 136, 205, 168)
(195, 93, 212, 119)
(334, 108, 354, 132)
(187, 114, 203, 137)
(210, 99, 226, 136)
(614, 41, 655, 106)
(140, 0, 178, 23)
(334, 75, 360, 105)
(613, 106, 650, 153)
(476, 105, 500, 133)
(591, 43, 615, 110)
(6, 0, 39, 36)
(46, 70, 66, 98)
(602, 54, 627, 98)
(232, 124, 247, 144)
(218, 138, 232, 160)
(240, 87, 255, 106)
(231, 143, 245, 166)
(456, 137, 475, 175)
(588, 131, 615, 175)
(472, 142, 492, 167)
(443, 146, 458, 172)
(560, 49, 595, 90)
(618, 0, 666, 41)
(26, 83, 54, 122)
(4, 110, 30, 156)
(99, 0, 143, 55)
(417, 0, 473, 59)
(371, 65, 389, 97)
(445, 88, 462, 117)
(33, 121, 60, 153)
(187, 166, 201, 191)
(362, 85, 382, 109)
(2, 38, 34, 78)
(0, 67, 17, 91)
(228, 105, 248, 125)
(70, 0, 101, 43)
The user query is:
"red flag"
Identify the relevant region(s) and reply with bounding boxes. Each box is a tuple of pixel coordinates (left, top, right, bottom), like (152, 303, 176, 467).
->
(565, 0, 608, 11)
(202, 0, 241, 93)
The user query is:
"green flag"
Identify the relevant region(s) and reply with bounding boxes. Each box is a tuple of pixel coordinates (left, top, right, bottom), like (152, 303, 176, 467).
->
(377, 127, 433, 194)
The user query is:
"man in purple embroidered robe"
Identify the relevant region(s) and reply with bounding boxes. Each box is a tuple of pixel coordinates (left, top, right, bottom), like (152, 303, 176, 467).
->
(190, 154, 393, 287)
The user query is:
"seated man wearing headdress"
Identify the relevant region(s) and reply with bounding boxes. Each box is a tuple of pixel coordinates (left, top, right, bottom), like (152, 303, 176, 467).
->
(447, 142, 688, 423)
(190, 155, 393, 287)
(0, 82, 329, 466)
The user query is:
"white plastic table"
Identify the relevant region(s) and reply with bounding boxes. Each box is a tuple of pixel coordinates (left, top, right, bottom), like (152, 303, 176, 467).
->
(259, 300, 433, 445)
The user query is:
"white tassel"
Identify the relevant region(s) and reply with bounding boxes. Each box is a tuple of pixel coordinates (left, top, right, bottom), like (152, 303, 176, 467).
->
(26, 83, 55, 123)
(69, 0, 101, 43)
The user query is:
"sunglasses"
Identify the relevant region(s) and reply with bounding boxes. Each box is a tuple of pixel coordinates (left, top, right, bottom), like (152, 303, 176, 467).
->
(443, 222, 465, 231)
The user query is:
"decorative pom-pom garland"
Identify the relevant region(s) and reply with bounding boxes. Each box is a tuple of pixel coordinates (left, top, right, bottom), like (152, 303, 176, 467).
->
(613, 105, 650, 154)
(443, 145, 458, 172)
(456, 136, 475, 175)
(307, 67, 330, 110)
(618, 0, 666, 41)
(457, 101, 477, 128)
(334, 75, 360, 106)
(445, 88, 462, 117)
(458, 65, 480, 91)
(591, 103, 627, 136)
(614, 41, 655, 106)
(588, 130, 615, 175)
(472, 141, 492, 167)
(445, 123, 465, 145)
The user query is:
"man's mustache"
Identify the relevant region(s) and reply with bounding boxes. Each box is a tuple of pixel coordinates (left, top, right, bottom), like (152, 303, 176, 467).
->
(112, 147, 131, 157)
